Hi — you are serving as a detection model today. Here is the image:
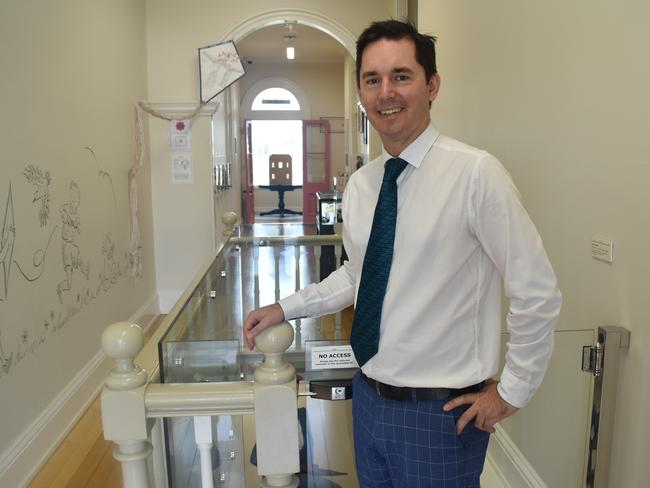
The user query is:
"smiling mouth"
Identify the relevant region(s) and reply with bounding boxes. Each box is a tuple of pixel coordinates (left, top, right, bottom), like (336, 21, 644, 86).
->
(379, 107, 403, 115)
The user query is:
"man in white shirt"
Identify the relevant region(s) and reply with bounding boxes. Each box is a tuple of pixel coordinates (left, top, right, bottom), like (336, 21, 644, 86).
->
(244, 20, 561, 487)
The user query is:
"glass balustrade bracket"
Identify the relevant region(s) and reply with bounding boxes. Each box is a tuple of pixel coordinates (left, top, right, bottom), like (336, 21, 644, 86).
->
(582, 325, 630, 488)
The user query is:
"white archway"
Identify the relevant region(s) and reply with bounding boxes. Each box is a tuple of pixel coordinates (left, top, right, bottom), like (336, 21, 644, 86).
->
(221, 9, 359, 223)
(220, 8, 357, 60)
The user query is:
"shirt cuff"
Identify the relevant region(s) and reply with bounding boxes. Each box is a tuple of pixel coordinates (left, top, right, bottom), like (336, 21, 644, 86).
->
(278, 293, 307, 321)
(497, 367, 536, 409)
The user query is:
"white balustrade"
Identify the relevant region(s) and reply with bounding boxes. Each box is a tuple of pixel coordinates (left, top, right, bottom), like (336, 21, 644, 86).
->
(101, 322, 152, 488)
(334, 243, 343, 336)
(293, 245, 302, 339)
(100, 213, 343, 487)
(253, 244, 260, 309)
(101, 319, 300, 488)
(253, 322, 300, 488)
(314, 244, 322, 285)
(193, 416, 215, 488)
(273, 245, 281, 303)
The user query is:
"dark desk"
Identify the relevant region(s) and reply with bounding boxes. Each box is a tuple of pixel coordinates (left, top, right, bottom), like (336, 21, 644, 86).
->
(258, 185, 303, 217)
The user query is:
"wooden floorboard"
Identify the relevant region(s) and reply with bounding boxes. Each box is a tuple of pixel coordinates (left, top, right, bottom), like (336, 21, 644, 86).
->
(84, 441, 118, 488)
(66, 428, 113, 487)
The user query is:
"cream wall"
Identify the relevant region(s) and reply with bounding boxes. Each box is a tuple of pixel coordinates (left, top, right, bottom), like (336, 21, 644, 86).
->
(0, 0, 156, 485)
(144, 0, 396, 304)
(238, 62, 346, 210)
(145, 0, 395, 99)
(420, 0, 650, 485)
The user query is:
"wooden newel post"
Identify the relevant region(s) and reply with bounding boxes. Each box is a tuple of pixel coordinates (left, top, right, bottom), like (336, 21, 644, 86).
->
(253, 322, 300, 488)
(101, 322, 152, 488)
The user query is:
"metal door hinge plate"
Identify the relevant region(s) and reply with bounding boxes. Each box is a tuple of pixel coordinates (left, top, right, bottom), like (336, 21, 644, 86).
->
(582, 342, 603, 377)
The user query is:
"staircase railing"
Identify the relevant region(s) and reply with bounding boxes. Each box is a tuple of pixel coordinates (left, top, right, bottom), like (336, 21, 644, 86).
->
(101, 212, 345, 487)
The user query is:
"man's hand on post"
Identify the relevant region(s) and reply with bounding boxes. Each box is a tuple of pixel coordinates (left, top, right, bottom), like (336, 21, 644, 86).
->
(442, 380, 519, 434)
(243, 303, 285, 350)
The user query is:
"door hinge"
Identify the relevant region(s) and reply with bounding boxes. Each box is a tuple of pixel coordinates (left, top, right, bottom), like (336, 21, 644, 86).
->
(582, 341, 604, 377)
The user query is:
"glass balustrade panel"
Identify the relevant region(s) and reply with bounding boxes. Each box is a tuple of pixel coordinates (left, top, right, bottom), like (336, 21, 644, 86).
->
(158, 224, 357, 487)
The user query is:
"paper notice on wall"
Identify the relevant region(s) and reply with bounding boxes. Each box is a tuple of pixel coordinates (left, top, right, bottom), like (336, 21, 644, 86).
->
(171, 153, 193, 184)
(170, 119, 192, 150)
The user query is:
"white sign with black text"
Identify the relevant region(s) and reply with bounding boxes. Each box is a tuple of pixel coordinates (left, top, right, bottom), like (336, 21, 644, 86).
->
(310, 345, 358, 370)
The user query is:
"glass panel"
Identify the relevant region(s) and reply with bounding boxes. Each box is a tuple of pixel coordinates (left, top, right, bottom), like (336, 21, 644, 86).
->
(166, 340, 240, 383)
(158, 224, 353, 487)
(305, 397, 358, 486)
(158, 223, 350, 365)
(306, 154, 326, 183)
(166, 415, 245, 487)
(305, 124, 325, 153)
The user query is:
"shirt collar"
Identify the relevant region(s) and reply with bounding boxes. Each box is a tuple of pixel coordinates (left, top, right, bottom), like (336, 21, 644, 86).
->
(381, 123, 440, 169)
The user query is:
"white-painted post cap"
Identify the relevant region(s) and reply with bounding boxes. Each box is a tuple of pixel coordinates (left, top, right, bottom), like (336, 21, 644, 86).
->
(102, 322, 144, 360)
(255, 322, 294, 355)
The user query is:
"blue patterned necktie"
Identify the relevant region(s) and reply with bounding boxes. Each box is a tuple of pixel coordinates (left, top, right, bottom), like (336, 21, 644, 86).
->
(350, 157, 409, 367)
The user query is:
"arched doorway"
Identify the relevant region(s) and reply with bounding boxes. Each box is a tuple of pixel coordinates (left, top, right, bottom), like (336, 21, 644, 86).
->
(241, 80, 310, 222)
(221, 10, 357, 58)
(220, 11, 358, 224)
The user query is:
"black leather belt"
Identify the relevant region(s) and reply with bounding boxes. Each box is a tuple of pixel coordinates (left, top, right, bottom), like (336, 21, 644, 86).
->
(360, 371, 484, 401)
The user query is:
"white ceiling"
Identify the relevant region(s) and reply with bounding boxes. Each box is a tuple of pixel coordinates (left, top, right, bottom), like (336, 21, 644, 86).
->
(236, 23, 350, 64)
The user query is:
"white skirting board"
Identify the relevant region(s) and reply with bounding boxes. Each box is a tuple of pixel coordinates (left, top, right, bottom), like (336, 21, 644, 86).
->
(0, 293, 159, 488)
(485, 424, 548, 488)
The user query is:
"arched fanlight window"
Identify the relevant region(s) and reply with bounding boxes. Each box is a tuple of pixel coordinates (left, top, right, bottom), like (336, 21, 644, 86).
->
(251, 87, 301, 111)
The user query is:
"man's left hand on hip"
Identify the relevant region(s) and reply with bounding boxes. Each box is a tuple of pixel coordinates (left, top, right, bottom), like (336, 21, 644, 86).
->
(443, 380, 519, 434)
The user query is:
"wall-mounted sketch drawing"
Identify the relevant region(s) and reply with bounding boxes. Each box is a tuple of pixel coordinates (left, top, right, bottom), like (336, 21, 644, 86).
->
(99, 233, 121, 291)
(0, 330, 14, 375)
(198, 40, 246, 103)
(23, 164, 51, 227)
(56, 181, 90, 304)
(84, 146, 117, 208)
(1, 179, 57, 302)
(1, 183, 16, 302)
(13, 225, 57, 283)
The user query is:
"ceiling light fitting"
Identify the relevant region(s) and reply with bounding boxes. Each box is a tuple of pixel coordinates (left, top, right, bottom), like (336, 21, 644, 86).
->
(284, 20, 297, 60)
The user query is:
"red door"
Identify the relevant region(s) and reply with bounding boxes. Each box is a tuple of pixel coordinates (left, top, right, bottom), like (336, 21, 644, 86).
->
(302, 120, 331, 224)
(242, 120, 255, 224)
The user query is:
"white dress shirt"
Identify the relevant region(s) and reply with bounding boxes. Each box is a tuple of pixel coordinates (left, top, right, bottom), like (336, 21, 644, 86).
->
(280, 123, 561, 408)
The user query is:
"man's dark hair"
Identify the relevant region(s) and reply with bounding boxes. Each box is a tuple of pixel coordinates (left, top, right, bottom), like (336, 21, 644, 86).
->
(356, 20, 437, 87)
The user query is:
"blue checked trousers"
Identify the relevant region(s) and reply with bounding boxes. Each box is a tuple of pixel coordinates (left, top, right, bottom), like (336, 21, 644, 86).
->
(352, 372, 490, 487)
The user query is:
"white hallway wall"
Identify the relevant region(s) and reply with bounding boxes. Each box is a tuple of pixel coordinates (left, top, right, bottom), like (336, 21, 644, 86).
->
(420, 0, 650, 486)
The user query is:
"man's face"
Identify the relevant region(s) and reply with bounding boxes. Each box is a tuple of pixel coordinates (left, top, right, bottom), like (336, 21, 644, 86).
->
(357, 37, 440, 155)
